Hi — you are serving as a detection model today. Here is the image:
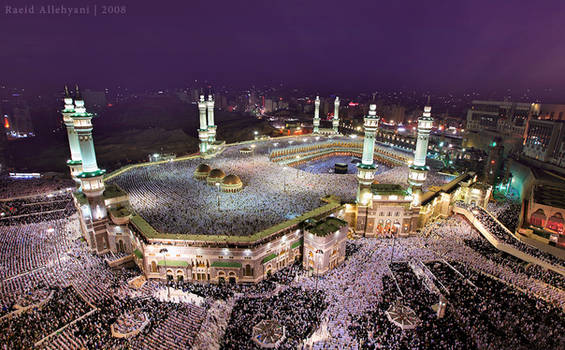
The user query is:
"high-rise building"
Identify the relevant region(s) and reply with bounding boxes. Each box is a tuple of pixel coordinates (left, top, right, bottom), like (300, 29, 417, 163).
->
(522, 119, 565, 164)
(483, 137, 504, 185)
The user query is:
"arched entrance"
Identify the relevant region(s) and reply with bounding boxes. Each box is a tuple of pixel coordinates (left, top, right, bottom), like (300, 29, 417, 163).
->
(228, 272, 236, 284)
(531, 209, 546, 227)
(176, 270, 184, 282)
(150, 261, 157, 273)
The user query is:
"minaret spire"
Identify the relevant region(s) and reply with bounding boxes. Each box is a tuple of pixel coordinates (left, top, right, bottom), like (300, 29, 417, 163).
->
(313, 96, 320, 134)
(62, 85, 82, 182)
(198, 95, 209, 153)
(408, 102, 433, 206)
(356, 104, 380, 204)
(333, 96, 340, 134)
(207, 93, 216, 143)
(75, 84, 82, 100)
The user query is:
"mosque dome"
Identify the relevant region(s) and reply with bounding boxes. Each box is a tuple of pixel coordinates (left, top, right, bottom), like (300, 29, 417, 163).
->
(207, 168, 226, 185)
(223, 174, 242, 185)
(221, 174, 243, 192)
(194, 164, 211, 180)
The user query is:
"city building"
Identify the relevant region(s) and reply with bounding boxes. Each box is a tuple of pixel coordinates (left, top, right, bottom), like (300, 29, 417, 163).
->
(303, 217, 348, 275)
(522, 119, 565, 164)
(524, 183, 565, 247)
(464, 100, 532, 154)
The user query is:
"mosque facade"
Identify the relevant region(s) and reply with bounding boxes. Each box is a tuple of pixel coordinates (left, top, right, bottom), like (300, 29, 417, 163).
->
(64, 88, 491, 283)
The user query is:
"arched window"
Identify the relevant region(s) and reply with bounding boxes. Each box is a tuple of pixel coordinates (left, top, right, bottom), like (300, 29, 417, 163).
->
(547, 212, 564, 232)
(151, 261, 157, 272)
(245, 264, 252, 276)
(530, 209, 547, 227)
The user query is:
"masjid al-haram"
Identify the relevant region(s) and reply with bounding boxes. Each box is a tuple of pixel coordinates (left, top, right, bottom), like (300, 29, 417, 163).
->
(0, 89, 563, 350)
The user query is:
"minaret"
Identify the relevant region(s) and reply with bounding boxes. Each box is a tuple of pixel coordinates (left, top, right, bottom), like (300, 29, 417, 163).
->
(408, 100, 433, 206)
(313, 96, 320, 134)
(72, 86, 106, 203)
(206, 94, 216, 143)
(333, 96, 340, 134)
(356, 104, 380, 204)
(62, 86, 82, 182)
(198, 95, 209, 153)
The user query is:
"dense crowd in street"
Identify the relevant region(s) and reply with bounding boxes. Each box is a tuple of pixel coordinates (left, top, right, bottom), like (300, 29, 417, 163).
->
(1, 141, 565, 349)
(0, 177, 74, 200)
(461, 203, 565, 268)
(222, 287, 327, 350)
(428, 260, 565, 350)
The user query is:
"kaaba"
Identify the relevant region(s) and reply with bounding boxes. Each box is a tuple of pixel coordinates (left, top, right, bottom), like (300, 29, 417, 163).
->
(335, 163, 348, 174)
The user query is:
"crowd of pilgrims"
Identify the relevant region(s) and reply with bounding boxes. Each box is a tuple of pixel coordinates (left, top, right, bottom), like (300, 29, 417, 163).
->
(0, 177, 74, 200)
(222, 287, 327, 350)
(110, 140, 452, 236)
(1, 156, 564, 349)
(487, 199, 522, 232)
(0, 192, 75, 225)
(349, 262, 474, 349)
(463, 238, 565, 289)
(458, 202, 565, 268)
(427, 261, 565, 350)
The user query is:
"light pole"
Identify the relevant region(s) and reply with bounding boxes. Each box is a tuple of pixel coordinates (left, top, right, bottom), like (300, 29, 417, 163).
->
(254, 130, 258, 140)
(159, 248, 170, 298)
(315, 249, 323, 290)
(296, 155, 300, 178)
(215, 182, 221, 211)
(389, 223, 401, 265)
(283, 166, 288, 193)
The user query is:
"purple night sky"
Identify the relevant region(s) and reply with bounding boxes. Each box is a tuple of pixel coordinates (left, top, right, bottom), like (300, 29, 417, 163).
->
(2, 0, 565, 97)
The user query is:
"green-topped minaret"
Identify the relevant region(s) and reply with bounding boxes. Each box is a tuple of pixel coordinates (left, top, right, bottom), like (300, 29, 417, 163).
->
(356, 104, 380, 204)
(62, 85, 82, 182)
(198, 95, 209, 153)
(206, 94, 216, 143)
(72, 85, 106, 200)
(408, 100, 433, 206)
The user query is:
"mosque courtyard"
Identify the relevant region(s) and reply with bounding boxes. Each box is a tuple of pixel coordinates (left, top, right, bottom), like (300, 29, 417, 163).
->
(110, 137, 452, 236)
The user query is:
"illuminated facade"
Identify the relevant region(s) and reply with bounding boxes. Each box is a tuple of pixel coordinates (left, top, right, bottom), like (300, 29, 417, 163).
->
(313, 95, 320, 134)
(525, 184, 565, 247)
(61, 86, 82, 181)
(303, 217, 347, 275)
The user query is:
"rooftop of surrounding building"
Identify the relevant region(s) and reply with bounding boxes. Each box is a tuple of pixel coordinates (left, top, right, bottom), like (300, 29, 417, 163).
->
(306, 217, 347, 237)
(421, 172, 474, 206)
(371, 183, 408, 196)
